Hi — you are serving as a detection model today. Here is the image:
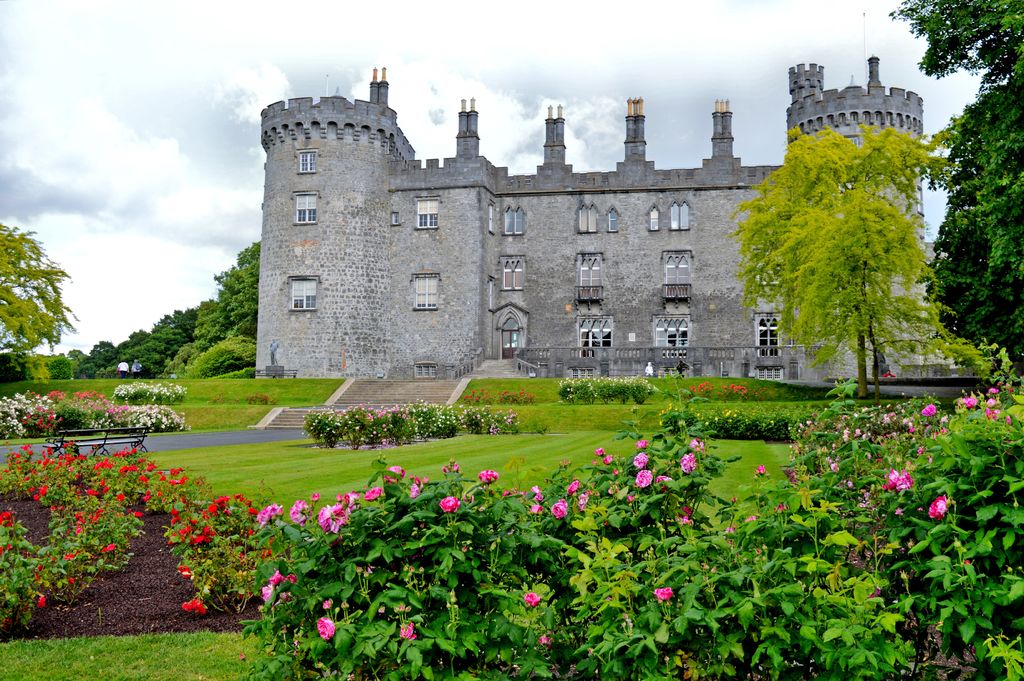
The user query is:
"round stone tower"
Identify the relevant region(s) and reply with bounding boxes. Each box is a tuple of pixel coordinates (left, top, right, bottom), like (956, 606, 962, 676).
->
(256, 70, 414, 377)
(786, 57, 924, 138)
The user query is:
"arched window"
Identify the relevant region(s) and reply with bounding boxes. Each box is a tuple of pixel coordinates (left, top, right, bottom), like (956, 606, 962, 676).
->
(649, 206, 659, 231)
(670, 202, 690, 230)
(757, 316, 780, 356)
(655, 317, 689, 347)
(577, 204, 598, 233)
(664, 253, 690, 284)
(504, 207, 524, 235)
(607, 208, 619, 232)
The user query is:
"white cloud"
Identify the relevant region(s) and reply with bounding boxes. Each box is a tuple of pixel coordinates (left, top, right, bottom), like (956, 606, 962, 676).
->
(216, 64, 292, 125)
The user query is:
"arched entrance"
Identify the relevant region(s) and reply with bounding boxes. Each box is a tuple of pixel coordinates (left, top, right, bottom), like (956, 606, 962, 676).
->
(501, 315, 522, 359)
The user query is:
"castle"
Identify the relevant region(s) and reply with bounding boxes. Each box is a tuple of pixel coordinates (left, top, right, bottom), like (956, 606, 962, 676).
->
(256, 58, 924, 379)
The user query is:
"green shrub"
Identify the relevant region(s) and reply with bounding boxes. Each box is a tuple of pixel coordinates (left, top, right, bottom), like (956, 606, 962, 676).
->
(0, 354, 26, 382)
(46, 356, 73, 380)
(188, 337, 256, 379)
(558, 377, 654, 404)
(215, 367, 257, 379)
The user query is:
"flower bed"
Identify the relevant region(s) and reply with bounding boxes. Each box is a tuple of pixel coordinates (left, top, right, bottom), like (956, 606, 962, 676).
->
(0, 389, 188, 439)
(303, 403, 519, 449)
(558, 376, 655, 404)
(112, 382, 187, 405)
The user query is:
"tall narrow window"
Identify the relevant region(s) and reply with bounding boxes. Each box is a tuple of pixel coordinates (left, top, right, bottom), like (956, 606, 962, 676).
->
(579, 255, 602, 287)
(501, 257, 524, 290)
(757, 316, 780, 357)
(607, 208, 619, 232)
(577, 204, 598, 233)
(579, 318, 613, 348)
(295, 194, 317, 224)
(670, 202, 690, 230)
(298, 150, 317, 173)
(290, 279, 317, 309)
(655, 317, 689, 347)
(417, 198, 439, 229)
(414, 275, 439, 309)
(649, 206, 660, 231)
(488, 203, 495, 234)
(504, 207, 524, 235)
(664, 253, 691, 284)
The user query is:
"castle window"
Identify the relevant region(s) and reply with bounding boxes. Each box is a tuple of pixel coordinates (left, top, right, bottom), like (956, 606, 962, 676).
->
(290, 279, 317, 310)
(664, 252, 691, 284)
(501, 257, 524, 290)
(504, 207, 524, 235)
(568, 367, 595, 378)
(295, 194, 317, 224)
(577, 204, 598, 233)
(578, 254, 602, 287)
(607, 208, 619, 232)
(488, 203, 495, 234)
(391, 211, 401, 225)
(670, 202, 690, 230)
(655, 317, 689, 347)
(649, 207, 660, 231)
(417, 198, 439, 229)
(757, 316, 780, 356)
(298, 150, 317, 173)
(413, 274, 439, 310)
(579, 317, 612, 349)
(414, 363, 438, 378)
(756, 366, 783, 381)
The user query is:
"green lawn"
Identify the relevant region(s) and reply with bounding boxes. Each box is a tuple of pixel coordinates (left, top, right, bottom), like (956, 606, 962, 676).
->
(150, 432, 792, 507)
(0, 632, 256, 681)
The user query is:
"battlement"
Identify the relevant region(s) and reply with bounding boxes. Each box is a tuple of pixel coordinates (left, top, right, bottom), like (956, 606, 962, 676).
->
(261, 95, 415, 160)
(789, 63, 825, 102)
(786, 59, 924, 137)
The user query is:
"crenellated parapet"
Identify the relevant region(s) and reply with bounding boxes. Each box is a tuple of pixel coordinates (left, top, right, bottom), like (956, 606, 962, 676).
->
(786, 59, 924, 138)
(260, 96, 416, 161)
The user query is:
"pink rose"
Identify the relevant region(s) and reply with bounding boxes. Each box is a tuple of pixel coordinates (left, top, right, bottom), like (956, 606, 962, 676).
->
(928, 495, 948, 520)
(289, 499, 309, 525)
(595, 447, 605, 456)
(577, 493, 589, 510)
(400, 622, 417, 640)
(921, 404, 937, 417)
(680, 453, 696, 474)
(636, 440, 648, 450)
(439, 496, 461, 513)
(478, 469, 499, 484)
(635, 470, 653, 488)
(567, 479, 580, 495)
(268, 570, 284, 586)
(364, 486, 383, 502)
(317, 617, 335, 640)
(551, 499, 568, 519)
(962, 396, 978, 409)
(633, 453, 649, 469)
(602, 455, 614, 465)
(755, 465, 767, 476)
(654, 587, 673, 602)
(530, 504, 543, 514)
(523, 592, 541, 607)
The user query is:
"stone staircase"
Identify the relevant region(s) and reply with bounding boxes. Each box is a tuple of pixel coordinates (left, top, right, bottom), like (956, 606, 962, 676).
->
(469, 359, 523, 378)
(259, 379, 464, 429)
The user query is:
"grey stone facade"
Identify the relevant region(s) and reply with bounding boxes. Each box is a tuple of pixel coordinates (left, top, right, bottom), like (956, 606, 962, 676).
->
(256, 60, 924, 379)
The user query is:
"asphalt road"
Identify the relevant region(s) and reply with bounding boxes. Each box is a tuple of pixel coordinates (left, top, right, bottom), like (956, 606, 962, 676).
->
(1, 428, 308, 464)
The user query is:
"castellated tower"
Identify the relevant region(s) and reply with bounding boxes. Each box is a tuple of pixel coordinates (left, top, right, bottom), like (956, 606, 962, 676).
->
(786, 57, 924, 138)
(257, 68, 414, 377)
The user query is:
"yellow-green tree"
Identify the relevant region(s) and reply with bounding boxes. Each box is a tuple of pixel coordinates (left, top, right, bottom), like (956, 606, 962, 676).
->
(735, 127, 975, 398)
(0, 223, 74, 353)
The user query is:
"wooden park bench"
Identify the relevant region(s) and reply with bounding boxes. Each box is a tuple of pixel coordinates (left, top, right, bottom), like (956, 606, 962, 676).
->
(44, 427, 149, 456)
(255, 368, 298, 378)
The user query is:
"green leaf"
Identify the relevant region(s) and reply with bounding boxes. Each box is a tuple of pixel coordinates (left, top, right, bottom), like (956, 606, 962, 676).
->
(654, 623, 670, 644)
(909, 540, 932, 555)
(959, 618, 977, 644)
(737, 601, 755, 629)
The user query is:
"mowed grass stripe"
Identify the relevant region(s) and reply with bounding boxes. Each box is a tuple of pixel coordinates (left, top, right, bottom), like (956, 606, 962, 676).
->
(151, 432, 792, 506)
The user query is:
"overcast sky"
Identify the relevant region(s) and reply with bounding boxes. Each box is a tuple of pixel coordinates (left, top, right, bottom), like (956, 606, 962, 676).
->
(0, 0, 981, 356)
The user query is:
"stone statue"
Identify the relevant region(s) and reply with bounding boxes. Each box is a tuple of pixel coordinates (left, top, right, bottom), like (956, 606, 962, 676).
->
(269, 339, 280, 366)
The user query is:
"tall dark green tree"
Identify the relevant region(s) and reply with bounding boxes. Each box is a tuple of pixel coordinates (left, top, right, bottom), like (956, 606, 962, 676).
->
(194, 241, 260, 350)
(896, 0, 1024, 358)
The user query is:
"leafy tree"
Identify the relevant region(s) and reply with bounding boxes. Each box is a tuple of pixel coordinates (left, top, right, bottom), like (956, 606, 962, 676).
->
(115, 308, 198, 377)
(895, 0, 1024, 358)
(0, 223, 74, 353)
(735, 127, 976, 398)
(194, 242, 260, 350)
(76, 340, 118, 378)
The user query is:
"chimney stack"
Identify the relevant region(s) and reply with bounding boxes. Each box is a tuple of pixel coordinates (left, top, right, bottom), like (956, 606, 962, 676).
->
(624, 97, 646, 162)
(711, 99, 734, 158)
(456, 97, 480, 158)
(543, 104, 566, 165)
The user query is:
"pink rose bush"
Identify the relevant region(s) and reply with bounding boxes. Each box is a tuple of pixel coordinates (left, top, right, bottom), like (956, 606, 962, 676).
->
(439, 496, 461, 513)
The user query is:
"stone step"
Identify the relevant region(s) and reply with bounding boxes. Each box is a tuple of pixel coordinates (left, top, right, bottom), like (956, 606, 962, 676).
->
(468, 359, 524, 379)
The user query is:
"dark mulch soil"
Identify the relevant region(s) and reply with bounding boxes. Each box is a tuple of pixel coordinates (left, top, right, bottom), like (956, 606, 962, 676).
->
(3, 497, 261, 640)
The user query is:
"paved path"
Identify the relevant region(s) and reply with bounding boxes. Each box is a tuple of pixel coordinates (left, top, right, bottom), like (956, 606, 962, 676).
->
(1, 428, 308, 464)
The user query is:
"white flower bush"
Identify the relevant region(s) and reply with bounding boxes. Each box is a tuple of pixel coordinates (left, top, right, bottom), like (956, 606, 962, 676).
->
(0, 393, 57, 439)
(101, 405, 189, 432)
(112, 382, 187, 405)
